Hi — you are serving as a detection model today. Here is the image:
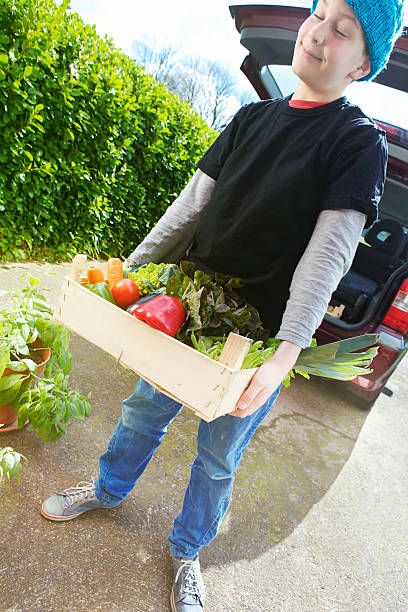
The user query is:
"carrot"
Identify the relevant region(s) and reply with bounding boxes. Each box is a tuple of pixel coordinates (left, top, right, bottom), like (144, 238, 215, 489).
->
(107, 258, 123, 289)
(86, 266, 105, 284)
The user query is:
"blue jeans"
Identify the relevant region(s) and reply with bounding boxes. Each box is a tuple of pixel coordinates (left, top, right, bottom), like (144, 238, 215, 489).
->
(95, 378, 281, 559)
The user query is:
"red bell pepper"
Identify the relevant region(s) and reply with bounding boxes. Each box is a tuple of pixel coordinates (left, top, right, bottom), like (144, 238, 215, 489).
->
(132, 295, 185, 337)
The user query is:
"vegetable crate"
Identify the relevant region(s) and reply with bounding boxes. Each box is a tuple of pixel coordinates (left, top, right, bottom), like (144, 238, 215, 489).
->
(53, 255, 257, 422)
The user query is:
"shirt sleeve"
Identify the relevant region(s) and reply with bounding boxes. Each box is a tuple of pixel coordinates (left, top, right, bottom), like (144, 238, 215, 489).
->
(321, 126, 387, 229)
(275, 208, 366, 348)
(196, 104, 252, 180)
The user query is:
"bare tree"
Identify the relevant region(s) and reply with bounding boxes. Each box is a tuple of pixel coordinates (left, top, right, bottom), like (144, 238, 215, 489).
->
(207, 62, 237, 130)
(131, 38, 179, 83)
(131, 38, 257, 131)
(237, 88, 258, 107)
(168, 56, 206, 109)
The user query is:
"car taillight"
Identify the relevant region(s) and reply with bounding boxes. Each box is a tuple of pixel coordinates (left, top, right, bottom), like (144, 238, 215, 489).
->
(382, 278, 408, 334)
(351, 375, 374, 389)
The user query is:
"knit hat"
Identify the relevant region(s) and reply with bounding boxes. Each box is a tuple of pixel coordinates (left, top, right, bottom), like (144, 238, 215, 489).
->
(310, 0, 406, 81)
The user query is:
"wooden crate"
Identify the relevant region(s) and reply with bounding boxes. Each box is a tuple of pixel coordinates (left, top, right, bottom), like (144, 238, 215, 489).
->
(53, 255, 257, 421)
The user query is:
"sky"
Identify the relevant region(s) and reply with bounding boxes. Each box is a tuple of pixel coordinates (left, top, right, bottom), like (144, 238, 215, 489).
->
(68, 0, 408, 129)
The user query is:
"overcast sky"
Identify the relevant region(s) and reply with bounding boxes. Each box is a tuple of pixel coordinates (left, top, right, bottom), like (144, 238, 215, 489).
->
(68, 0, 408, 129)
(68, 1, 313, 66)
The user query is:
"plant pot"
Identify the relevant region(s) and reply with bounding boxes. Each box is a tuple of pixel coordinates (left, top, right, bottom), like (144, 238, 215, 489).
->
(0, 345, 51, 433)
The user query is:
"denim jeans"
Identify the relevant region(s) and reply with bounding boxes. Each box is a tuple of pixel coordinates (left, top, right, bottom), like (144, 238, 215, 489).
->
(95, 378, 281, 559)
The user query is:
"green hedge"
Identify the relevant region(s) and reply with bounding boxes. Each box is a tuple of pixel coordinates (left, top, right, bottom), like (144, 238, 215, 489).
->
(0, 0, 216, 261)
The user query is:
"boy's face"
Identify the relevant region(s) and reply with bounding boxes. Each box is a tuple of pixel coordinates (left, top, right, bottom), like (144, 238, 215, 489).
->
(291, 0, 371, 98)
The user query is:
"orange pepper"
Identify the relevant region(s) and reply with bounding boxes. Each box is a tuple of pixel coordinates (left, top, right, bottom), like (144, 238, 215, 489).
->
(107, 258, 123, 289)
(86, 266, 105, 284)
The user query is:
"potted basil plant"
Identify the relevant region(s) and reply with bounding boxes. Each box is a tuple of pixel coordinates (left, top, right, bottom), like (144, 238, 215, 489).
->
(0, 274, 91, 442)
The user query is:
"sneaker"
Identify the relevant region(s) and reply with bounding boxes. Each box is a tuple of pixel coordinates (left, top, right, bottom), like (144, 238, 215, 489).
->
(170, 555, 205, 611)
(40, 479, 119, 521)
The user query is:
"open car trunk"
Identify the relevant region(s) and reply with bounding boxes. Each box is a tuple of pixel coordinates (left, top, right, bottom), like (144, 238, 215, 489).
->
(230, 4, 408, 329)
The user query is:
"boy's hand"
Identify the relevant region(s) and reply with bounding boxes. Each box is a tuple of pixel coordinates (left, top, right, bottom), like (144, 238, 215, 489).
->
(229, 341, 302, 419)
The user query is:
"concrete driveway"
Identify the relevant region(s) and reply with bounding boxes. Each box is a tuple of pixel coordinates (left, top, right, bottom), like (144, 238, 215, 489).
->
(0, 261, 407, 611)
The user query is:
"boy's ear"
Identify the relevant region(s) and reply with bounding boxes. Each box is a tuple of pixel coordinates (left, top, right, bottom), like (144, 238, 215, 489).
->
(349, 57, 371, 81)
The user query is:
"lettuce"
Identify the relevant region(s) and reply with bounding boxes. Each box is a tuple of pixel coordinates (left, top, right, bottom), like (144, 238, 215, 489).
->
(165, 261, 268, 345)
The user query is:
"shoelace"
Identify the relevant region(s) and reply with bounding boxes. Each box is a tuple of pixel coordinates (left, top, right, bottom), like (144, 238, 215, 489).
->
(175, 560, 202, 598)
(62, 478, 96, 509)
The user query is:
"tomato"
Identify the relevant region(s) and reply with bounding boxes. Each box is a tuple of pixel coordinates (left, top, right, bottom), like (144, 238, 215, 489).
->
(110, 279, 140, 308)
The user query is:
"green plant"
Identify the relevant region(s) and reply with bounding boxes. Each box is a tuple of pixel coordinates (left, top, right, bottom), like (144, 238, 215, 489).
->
(0, 273, 91, 441)
(0, 446, 27, 485)
(0, 0, 216, 262)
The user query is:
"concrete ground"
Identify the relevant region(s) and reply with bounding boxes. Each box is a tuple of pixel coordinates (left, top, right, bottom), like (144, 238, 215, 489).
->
(0, 261, 407, 611)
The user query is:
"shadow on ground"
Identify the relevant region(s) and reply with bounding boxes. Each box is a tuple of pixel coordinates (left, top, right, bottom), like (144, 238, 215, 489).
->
(0, 262, 369, 611)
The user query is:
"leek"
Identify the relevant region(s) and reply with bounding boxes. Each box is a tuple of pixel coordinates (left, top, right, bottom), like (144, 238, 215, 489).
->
(191, 332, 379, 387)
(293, 334, 379, 381)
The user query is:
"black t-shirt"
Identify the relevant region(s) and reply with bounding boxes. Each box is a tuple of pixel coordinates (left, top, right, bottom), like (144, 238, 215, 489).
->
(188, 95, 388, 335)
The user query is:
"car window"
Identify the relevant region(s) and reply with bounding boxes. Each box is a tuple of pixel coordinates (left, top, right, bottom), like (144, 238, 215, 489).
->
(263, 65, 297, 97)
(263, 65, 408, 130)
(347, 82, 408, 131)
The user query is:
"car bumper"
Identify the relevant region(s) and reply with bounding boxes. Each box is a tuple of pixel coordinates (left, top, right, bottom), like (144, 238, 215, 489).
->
(347, 325, 408, 400)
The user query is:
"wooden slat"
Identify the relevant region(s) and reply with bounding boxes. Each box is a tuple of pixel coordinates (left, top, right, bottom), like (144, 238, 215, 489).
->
(213, 368, 256, 418)
(68, 254, 87, 282)
(218, 332, 252, 369)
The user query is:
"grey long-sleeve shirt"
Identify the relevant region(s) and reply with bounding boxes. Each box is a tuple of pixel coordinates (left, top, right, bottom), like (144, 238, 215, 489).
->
(128, 169, 366, 348)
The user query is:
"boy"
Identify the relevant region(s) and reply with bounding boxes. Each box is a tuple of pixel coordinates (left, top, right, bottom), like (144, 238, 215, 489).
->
(41, 1, 405, 610)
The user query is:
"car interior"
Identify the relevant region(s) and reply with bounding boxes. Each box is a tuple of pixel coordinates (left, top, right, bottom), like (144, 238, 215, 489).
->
(331, 212, 408, 324)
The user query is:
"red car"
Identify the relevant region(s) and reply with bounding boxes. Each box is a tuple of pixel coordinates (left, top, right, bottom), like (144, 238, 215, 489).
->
(230, 4, 408, 406)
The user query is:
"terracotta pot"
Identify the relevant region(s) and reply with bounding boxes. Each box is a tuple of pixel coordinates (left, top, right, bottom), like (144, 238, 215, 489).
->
(0, 345, 51, 433)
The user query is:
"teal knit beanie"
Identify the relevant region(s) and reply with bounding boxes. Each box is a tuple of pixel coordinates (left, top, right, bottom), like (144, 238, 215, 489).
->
(310, 0, 406, 81)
